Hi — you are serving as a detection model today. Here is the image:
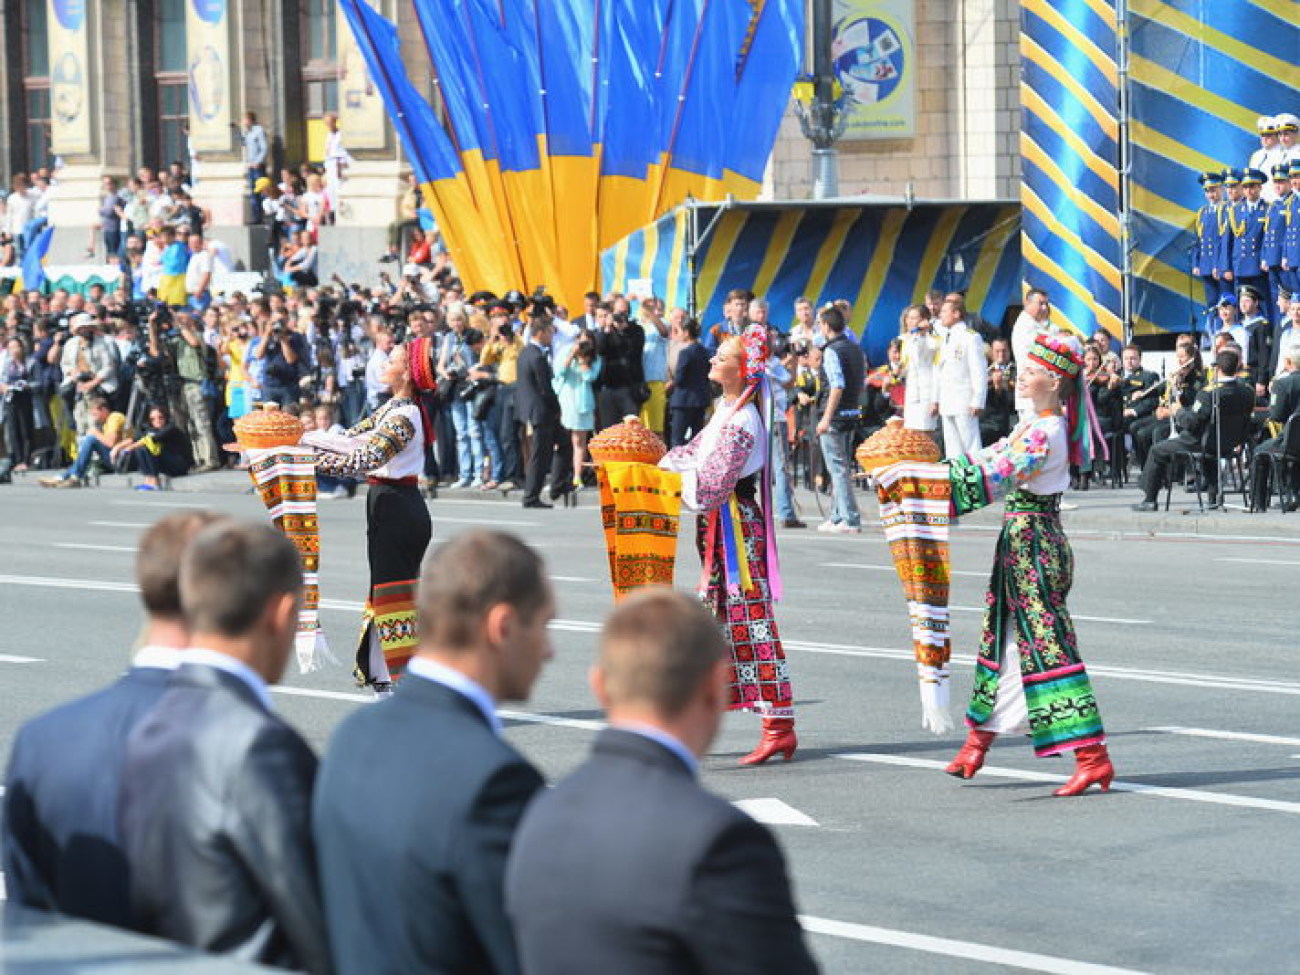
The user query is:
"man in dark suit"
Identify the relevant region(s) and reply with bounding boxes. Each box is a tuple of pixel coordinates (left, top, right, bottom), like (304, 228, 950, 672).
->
(594, 309, 646, 431)
(119, 521, 330, 975)
(314, 531, 552, 975)
(505, 589, 819, 975)
(1133, 348, 1256, 511)
(666, 316, 712, 447)
(3, 510, 222, 927)
(515, 316, 563, 508)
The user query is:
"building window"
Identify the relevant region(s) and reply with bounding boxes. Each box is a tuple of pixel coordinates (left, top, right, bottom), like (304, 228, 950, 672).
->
(25, 88, 52, 171)
(155, 0, 188, 170)
(302, 0, 339, 162)
(22, 0, 51, 170)
(158, 82, 189, 169)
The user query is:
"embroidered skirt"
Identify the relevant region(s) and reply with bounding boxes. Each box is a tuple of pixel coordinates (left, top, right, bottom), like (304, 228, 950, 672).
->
(696, 496, 794, 718)
(966, 490, 1105, 756)
(359, 482, 432, 682)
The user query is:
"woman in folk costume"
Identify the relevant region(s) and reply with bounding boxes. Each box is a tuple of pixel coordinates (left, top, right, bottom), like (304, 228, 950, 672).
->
(659, 324, 797, 765)
(313, 337, 436, 695)
(944, 333, 1114, 796)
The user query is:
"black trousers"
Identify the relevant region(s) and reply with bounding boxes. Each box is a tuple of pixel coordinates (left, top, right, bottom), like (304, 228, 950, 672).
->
(524, 415, 561, 503)
(596, 386, 640, 432)
(1140, 433, 1204, 501)
(669, 406, 707, 448)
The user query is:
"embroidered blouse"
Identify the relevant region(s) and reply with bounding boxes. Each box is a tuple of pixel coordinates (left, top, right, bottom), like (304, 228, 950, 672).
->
(953, 412, 1069, 510)
(314, 398, 425, 479)
(659, 400, 766, 512)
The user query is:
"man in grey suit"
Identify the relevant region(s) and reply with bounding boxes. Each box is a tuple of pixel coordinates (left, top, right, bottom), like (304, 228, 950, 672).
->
(505, 589, 819, 974)
(4, 510, 223, 926)
(313, 531, 554, 975)
(119, 521, 330, 974)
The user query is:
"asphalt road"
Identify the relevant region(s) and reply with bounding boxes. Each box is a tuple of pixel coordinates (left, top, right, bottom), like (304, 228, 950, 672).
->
(1, 473, 1297, 973)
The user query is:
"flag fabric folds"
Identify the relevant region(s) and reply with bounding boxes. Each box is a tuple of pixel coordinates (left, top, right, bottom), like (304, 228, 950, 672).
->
(342, 0, 805, 309)
(1018, 0, 1122, 340)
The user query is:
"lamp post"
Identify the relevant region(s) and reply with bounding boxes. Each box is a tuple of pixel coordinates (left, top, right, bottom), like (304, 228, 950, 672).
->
(791, 0, 850, 199)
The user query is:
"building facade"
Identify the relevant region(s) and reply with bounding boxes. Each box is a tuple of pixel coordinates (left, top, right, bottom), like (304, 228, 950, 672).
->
(0, 0, 1020, 267)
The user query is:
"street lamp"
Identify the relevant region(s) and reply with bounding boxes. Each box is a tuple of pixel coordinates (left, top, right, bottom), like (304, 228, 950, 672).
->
(791, 0, 850, 199)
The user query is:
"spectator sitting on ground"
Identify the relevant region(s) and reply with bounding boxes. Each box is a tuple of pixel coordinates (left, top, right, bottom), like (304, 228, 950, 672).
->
(38, 394, 128, 487)
(110, 402, 193, 491)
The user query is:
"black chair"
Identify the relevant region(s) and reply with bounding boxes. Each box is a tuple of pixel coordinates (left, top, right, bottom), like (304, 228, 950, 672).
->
(1163, 408, 1253, 511)
(1250, 414, 1300, 512)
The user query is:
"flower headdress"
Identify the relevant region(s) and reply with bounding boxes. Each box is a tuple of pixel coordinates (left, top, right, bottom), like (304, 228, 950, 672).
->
(1027, 332, 1105, 469)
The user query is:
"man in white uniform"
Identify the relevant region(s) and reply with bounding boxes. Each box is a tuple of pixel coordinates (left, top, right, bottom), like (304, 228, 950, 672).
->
(931, 297, 987, 458)
(900, 311, 939, 431)
(1012, 287, 1053, 423)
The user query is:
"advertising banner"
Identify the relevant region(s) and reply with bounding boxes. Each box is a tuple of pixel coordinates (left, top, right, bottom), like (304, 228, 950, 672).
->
(187, 0, 234, 153)
(48, 0, 94, 155)
(338, 0, 390, 150)
(832, 0, 916, 141)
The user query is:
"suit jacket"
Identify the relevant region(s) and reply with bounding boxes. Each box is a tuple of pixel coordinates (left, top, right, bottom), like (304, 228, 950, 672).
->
(2, 666, 171, 927)
(1269, 370, 1300, 426)
(505, 728, 819, 975)
(313, 675, 545, 975)
(1174, 376, 1255, 450)
(514, 342, 561, 426)
(119, 664, 330, 975)
(669, 342, 712, 409)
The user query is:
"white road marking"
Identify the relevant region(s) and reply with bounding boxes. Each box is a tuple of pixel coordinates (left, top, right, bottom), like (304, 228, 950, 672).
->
(734, 798, 818, 827)
(821, 562, 987, 578)
(88, 521, 151, 529)
(836, 753, 1300, 816)
(1148, 726, 1300, 747)
(947, 605, 1151, 625)
(551, 575, 597, 583)
(0, 654, 43, 664)
(54, 543, 136, 553)
(798, 915, 1148, 974)
(432, 515, 542, 527)
(0, 574, 138, 593)
(0, 573, 1286, 695)
(109, 500, 216, 509)
(1215, 557, 1300, 567)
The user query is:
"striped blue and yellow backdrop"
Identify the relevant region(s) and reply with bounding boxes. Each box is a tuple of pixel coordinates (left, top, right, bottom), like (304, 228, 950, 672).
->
(602, 201, 1023, 364)
(1019, 0, 1123, 341)
(1128, 0, 1300, 336)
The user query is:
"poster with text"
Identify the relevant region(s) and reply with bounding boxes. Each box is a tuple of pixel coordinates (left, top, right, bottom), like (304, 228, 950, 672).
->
(337, 0, 390, 150)
(187, 0, 234, 152)
(832, 0, 916, 141)
(48, 0, 94, 155)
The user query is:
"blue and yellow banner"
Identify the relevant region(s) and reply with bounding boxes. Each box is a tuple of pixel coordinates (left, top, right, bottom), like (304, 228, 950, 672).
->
(1019, 0, 1122, 341)
(1127, 0, 1300, 336)
(344, 0, 804, 309)
(602, 201, 1022, 365)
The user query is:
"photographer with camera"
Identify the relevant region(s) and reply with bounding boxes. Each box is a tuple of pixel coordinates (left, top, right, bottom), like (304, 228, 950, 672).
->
(59, 313, 121, 435)
(149, 308, 220, 472)
(476, 301, 525, 488)
(254, 311, 308, 409)
(0, 334, 37, 474)
(594, 305, 646, 432)
(438, 303, 486, 488)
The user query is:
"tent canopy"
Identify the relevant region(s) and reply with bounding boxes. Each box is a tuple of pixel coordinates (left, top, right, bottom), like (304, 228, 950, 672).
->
(602, 197, 1023, 363)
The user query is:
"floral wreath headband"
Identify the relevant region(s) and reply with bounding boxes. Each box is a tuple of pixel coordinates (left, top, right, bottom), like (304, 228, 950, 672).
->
(1027, 334, 1082, 378)
(407, 336, 438, 393)
(741, 322, 768, 385)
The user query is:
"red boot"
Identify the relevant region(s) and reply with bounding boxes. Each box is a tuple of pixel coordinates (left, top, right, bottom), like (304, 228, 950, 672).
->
(739, 718, 798, 766)
(944, 729, 997, 779)
(1053, 743, 1115, 797)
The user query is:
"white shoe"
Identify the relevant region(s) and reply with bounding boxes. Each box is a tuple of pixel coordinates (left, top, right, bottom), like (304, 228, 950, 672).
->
(326, 485, 349, 499)
(832, 522, 862, 535)
(817, 520, 839, 533)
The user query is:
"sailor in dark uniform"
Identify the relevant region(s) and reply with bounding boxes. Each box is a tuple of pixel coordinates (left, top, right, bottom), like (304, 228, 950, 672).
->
(1192, 170, 1227, 333)
(1225, 169, 1269, 323)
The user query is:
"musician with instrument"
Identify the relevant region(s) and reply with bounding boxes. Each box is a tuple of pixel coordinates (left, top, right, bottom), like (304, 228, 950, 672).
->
(1128, 335, 1203, 471)
(862, 336, 905, 436)
(1133, 347, 1254, 511)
